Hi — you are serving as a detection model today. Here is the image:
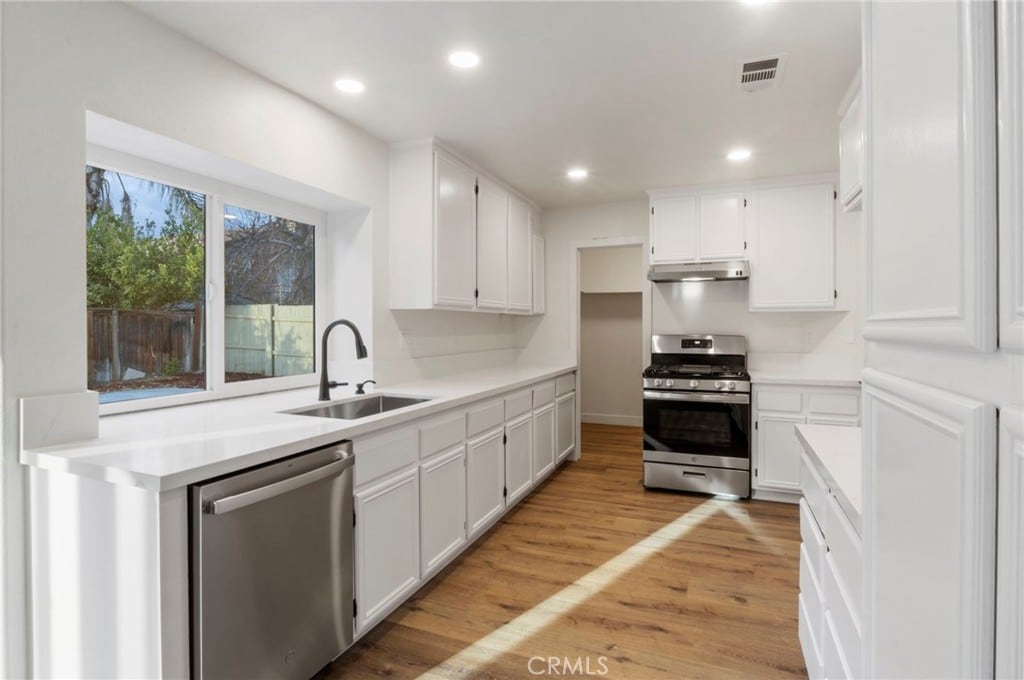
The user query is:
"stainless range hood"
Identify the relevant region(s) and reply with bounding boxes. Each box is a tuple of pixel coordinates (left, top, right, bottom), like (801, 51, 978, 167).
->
(647, 260, 749, 282)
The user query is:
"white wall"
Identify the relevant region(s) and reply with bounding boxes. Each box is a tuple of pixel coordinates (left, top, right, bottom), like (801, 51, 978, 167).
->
(517, 200, 650, 364)
(580, 294, 643, 426)
(0, 2, 506, 674)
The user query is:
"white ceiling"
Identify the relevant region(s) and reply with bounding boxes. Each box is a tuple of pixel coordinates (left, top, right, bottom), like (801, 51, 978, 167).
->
(133, 1, 861, 208)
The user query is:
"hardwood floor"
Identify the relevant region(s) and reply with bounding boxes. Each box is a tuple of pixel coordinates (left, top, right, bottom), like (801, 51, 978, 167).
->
(320, 424, 805, 679)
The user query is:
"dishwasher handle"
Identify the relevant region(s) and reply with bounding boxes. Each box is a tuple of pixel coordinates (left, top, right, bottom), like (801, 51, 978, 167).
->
(206, 455, 354, 515)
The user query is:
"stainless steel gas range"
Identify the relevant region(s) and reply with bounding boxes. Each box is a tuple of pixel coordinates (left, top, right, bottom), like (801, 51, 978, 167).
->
(642, 334, 751, 498)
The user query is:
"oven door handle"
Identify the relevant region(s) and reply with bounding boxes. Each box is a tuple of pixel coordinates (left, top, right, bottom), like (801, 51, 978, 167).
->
(643, 390, 750, 405)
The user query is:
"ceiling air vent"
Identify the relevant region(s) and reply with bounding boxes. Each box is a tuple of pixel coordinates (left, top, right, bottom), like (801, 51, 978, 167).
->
(737, 54, 786, 93)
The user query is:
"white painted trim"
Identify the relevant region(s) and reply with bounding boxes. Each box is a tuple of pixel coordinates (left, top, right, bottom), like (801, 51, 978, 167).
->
(862, 1, 998, 351)
(580, 413, 642, 427)
(862, 368, 996, 679)
(997, 406, 1024, 678)
(999, 0, 1024, 351)
(751, 488, 800, 504)
(569, 236, 649, 462)
(647, 172, 839, 200)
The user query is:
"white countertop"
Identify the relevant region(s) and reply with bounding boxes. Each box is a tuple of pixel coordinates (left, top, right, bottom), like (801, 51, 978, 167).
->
(21, 363, 576, 492)
(795, 423, 862, 531)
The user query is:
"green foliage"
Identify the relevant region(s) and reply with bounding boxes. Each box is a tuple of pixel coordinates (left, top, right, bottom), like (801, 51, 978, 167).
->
(86, 204, 205, 310)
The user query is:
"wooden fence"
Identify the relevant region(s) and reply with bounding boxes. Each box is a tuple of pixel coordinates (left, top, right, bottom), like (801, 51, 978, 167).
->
(88, 304, 314, 386)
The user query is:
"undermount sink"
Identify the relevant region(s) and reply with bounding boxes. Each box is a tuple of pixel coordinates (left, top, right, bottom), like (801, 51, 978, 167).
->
(288, 394, 431, 420)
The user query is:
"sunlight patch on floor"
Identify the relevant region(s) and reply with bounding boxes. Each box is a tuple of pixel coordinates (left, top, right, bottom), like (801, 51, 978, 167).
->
(718, 501, 786, 556)
(419, 499, 725, 679)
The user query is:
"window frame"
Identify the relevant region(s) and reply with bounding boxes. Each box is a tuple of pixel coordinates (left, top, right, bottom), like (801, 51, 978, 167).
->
(88, 145, 328, 415)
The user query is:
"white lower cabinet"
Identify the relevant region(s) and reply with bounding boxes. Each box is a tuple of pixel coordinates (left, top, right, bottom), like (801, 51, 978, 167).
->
(467, 427, 506, 538)
(555, 392, 576, 462)
(505, 412, 533, 505)
(533, 404, 556, 482)
(419, 446, 467, 577)
(754, 384, 861, 500)
(756, 414, 805, 492)
(354, 466, 420, 632)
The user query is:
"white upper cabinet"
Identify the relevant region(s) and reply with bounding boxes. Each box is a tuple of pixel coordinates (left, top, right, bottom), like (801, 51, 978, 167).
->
(863, 1, 997, 350)
(698, 192, 746, 260)
(507, 194, 532, 313)
(650, 195, 699, 263)
(531, 232, 546, 315)
(838, 74, 864, 212)
(749, 183, 837, 311)
(649, 190, 746, 264)
(999, 0, 1024, 352)
(433, 153, 478, 308)
(389, 139, 539, 315)
(476, 176, 508, 311)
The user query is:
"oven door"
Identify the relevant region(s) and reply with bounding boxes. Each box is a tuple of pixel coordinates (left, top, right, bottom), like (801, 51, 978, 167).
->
(642, 390, 751, 470)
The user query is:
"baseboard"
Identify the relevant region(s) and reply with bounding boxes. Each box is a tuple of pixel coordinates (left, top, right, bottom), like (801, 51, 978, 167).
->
(581, 413, 642, 427)
(751, 487, 801, 504)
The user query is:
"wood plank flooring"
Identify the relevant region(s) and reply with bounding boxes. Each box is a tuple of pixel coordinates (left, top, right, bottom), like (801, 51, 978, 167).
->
(319, 424, 805, 679)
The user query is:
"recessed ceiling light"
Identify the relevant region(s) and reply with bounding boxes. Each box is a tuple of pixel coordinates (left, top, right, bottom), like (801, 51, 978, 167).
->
(448, 50, 481, 69)
(334, 78, 365, 94)
(566, 167, 589, 181)
(727, 148, 752, 162)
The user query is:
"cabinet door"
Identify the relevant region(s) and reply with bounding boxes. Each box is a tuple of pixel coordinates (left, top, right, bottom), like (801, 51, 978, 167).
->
(755, 414, 806, 492)
(466, 427, 505, 538)
(476, 176, 508, 311)
(533, 405, 555, 481)
(355, 468, 420, 631)
(505, 413, 533, 505)
(555, 392, 576, 462)
(749, 184, 836, 311)
(507, 194, 532, 313)
(839, 92, 864, 211)
(650, 196, 699, 263)
(531, 233, 546, 315)
(699, 192, 746, 260)
(434, 153, 477, 308)
(419, 446, 466, 577)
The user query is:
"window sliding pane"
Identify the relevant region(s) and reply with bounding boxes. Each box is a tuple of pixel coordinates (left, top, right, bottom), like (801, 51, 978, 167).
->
(224, 205, 315, 382)
(85, 165, 206, 404)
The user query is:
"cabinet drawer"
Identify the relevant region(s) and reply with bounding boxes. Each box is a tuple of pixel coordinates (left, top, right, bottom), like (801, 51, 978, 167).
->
(467, 399, 504, 437)
(825, 493, 862, 623)
(419, 411, 466, 458)
(807, 390, 860, 417)
(532, 381, 555, 408)
(757, 389, 803, 413)
(800, 499, 826, 582)
(799, 544, 825, 651)
(504, 389, 532, 419)
(825, 554, 862, 678)
(555, 373, 575, 396)
(800, 453, 829, 530)
(823, 611, 854, 680)
(355, 426, 418, 486)
(799, 593, 825, 680)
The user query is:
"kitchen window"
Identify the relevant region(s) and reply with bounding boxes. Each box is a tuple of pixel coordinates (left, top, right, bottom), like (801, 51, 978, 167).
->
(86, 152, 326, 413)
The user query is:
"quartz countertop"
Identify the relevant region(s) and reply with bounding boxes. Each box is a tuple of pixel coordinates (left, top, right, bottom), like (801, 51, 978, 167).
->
(20, 363, 576, 492)
(795, 423, 862, 532)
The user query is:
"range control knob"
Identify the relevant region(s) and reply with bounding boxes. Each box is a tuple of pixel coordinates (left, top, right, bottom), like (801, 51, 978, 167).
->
(689, 380, 699, 388)
(666, 379, 675, 387)
(714, 380, 723, 389)
(654, 379, 663, 387)
(727, 381, 736, 390)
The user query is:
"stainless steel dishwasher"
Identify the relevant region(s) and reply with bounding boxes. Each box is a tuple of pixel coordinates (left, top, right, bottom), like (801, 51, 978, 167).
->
(190, 441, 355, 680)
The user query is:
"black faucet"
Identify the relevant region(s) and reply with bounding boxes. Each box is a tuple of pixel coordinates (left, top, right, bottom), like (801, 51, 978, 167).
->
(319, 319, 368, 401)
(355, 380, 376, 395)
